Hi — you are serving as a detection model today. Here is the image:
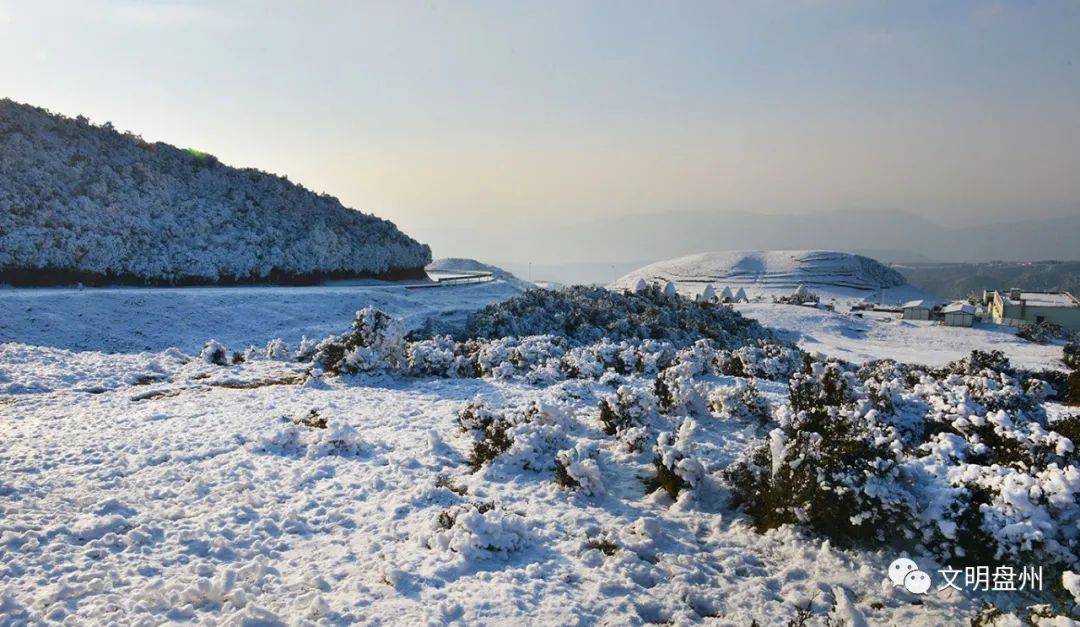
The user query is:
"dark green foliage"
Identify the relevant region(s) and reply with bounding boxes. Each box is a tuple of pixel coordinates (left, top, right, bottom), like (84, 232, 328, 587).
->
(461, 285, 766, 348)
(585, 538, 619, 556)
(1017, 321, 1064, 344)
(554, 458, 579, 489)
(292, 409, 327, 430)
(1064, 341, 1080, 370)
(457, 400, 514, 470)
(230, 351, 246, 365)
(644, 454, 690, 499)
(1069, 370, 1080, 406)
(725, 364, 909, 545)
(941, 350, 1012, 376)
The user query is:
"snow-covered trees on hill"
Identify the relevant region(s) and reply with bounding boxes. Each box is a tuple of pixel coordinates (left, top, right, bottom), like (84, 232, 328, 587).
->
(0, 99, 431, 285)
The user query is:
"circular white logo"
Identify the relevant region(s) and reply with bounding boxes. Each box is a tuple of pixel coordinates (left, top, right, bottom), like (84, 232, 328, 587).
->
(903, 569, 932, 594)
(888, 558, 919, 586)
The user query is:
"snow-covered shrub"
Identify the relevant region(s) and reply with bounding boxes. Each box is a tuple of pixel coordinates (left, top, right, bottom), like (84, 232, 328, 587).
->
(471, 335, 566, 379)
(461, 285, 767, 348)
(554, 443, 604, 495)
(458, 399, 566, 472)
(708, 380, 772, 423)
(598, 385, 658, 435)
(1068, 371, 1080, 406)
(1018, 321, 1065, 344)
(406, 335, 474, 378)
(716, 340, 806, 381)
(725, 363, 912, 544)
(294, 335, 318, 362)
(1065, 341, 1080, 370)
(424, 503, 529, 558)
(199, 339, 229, 366)
(265, 338, 291, 360)
(250, 417, 367, 458)
(654, 363, 709, 416)
(773, 290, 820, 306)
(646, 420, 705, 500)
(0, 99, 430, 285)
(310, 308, 405, 375)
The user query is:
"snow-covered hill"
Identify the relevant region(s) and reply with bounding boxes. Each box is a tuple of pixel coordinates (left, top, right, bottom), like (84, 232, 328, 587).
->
(426, 258, 533, 290)
(612, 250, 929, 304)
(0, 99, 431, 285)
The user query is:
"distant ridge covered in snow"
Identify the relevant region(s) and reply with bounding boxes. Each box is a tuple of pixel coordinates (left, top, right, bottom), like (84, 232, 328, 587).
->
(0, 99, 431, 285)
(426, 258, 533, 290)
(612, 250, 927, 303)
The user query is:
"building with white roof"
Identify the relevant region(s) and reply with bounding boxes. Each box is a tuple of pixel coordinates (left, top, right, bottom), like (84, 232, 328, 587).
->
(985, 289, 1080, 331)
(942, 302, 977, 327)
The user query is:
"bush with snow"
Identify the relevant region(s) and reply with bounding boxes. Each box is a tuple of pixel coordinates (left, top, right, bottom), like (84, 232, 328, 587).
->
(199, 339, 229, 366)
(461, 285, 767, 348)
(725, 362, 912, 544)
(457, 399, 567, 472)
(250, 417, 367, 458)
(646, 420, 705, 500)
(1017, 321, 1065, 344)
(708, 380, 772, 424)
(310, 308, 405, 375)
(0, 99, 430, 285)
(598, 385, 658, 436)
(554, 443, 604, 495)
(716, 340, 806, 381)
(424, 503, 530, 558)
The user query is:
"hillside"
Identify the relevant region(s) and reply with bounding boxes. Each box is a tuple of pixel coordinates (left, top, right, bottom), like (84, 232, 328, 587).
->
(612, 250, 927, 303)
(0, 100, 431, 285)
(896, 260, 1080, 300)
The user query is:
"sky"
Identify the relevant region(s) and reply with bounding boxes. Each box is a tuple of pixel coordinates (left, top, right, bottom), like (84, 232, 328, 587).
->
(1, 0, 1079, 262)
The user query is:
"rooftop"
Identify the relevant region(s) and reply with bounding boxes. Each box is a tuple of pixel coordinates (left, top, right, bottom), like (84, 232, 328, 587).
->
(1000, 291, 1079, 308)
(943, 302, 977, 315)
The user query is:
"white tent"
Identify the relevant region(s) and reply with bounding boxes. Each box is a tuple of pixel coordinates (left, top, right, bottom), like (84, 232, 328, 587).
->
(734, 287, 748, 303)
(632, 277, 648, 293)
(719, 286, 734, 302)
(794, 284, 808, 297)
(662, 281, 678, 298)
(697, 284, 717, 302)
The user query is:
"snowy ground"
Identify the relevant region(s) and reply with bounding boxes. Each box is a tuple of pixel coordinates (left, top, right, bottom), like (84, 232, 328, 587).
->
(1, 285, 1071, 625)
(0, 281, 519, 354)
(735, 303, 1067, 371)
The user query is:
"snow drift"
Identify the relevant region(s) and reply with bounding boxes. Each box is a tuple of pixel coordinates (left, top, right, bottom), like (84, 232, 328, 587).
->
(0, 99, 431, 285)
(612, 250, 925, 303)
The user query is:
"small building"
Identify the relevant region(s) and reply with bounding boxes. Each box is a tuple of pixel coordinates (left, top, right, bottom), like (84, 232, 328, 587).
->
(986, 289, 1080, 332)
(696, 284, 716, 302)
(901, 300, 934, 321)
(942, 302, 976, 327)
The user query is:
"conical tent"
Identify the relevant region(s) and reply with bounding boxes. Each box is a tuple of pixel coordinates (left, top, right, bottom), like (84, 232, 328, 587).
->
(662, 281, 678, 298)
(734, 287, 748, 302)
(632, 277, 648, 293)
(698, 284, 716, 302)
(719, 286, 734, 301)
(794, 284, 808, 297)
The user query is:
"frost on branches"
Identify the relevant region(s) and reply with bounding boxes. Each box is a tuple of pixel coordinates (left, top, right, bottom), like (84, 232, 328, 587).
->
(0, 99, 430, 285)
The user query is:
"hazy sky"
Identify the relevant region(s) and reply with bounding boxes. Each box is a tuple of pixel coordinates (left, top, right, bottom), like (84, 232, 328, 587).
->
(2, 0, 1079, 258)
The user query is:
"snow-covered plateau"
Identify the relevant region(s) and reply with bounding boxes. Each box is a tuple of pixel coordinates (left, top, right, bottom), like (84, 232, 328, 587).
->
(2, 281, 1078, 626)
(612, 250, 930, 304)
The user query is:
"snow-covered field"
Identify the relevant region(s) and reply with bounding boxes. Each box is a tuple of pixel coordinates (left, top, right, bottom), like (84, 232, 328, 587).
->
(0, 280, 519, 354)
(2, 283, 1076, 625)
(736, 303, 1067, 371)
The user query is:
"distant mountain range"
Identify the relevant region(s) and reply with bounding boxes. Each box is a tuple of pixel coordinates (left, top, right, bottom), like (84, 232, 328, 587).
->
(421, 209, 1079, 273)
(896, 261, 1080, 301)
